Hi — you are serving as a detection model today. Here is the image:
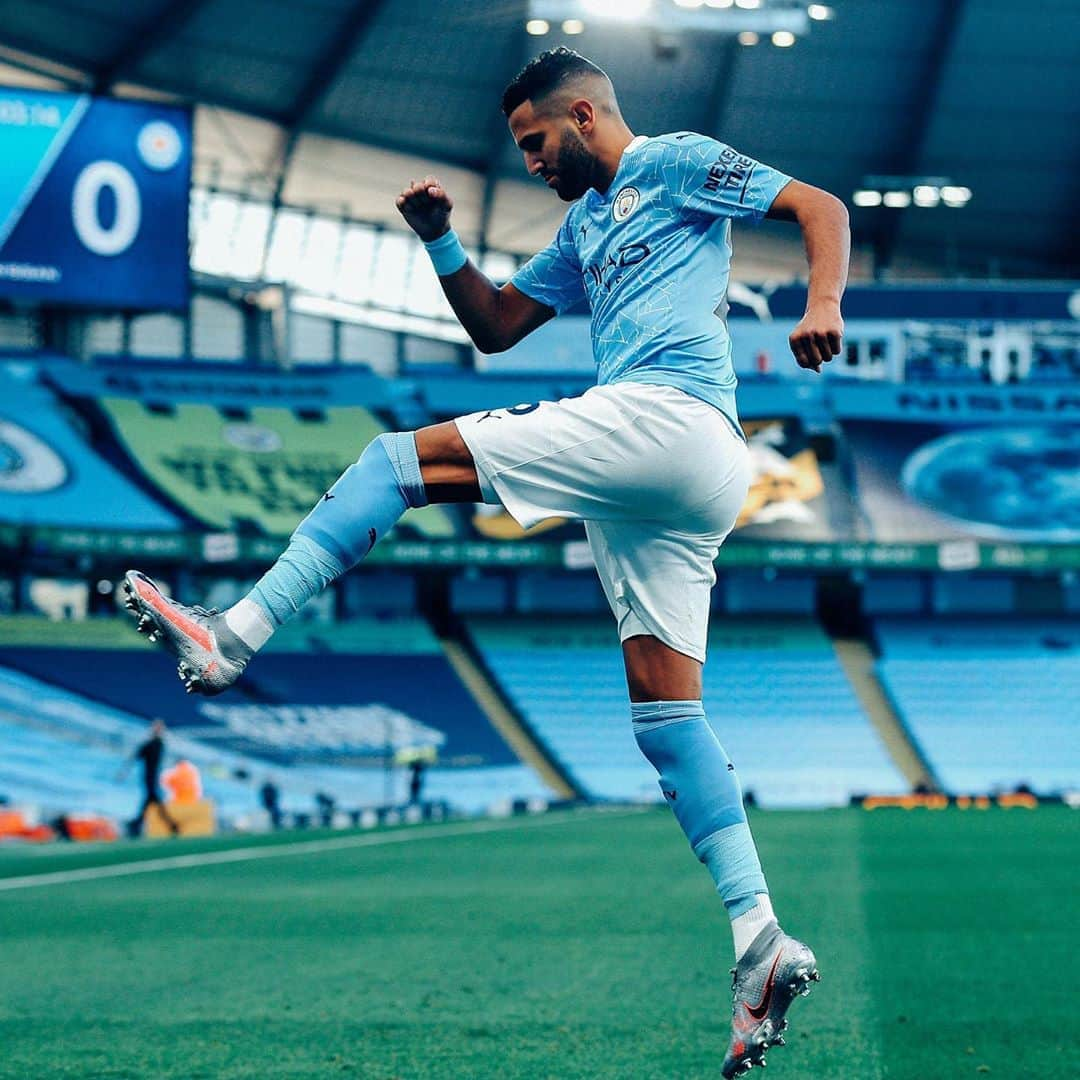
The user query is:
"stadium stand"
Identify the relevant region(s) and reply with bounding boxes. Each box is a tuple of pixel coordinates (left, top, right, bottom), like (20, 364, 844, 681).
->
(93, 391, 455, 539)
(469, 616, 907, 807)
(1, 716, 135, 817)
(0, 15, 1074, 1075)
(0, 664, 262, 820)
(0, 360, 178, 529)
(0, 614, 553, 819)
(874, 619, 1080, 796)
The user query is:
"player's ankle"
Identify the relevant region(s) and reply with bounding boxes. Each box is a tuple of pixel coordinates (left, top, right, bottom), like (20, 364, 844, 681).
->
(223, 597, 274, 652)
(731, 894, 776, 961)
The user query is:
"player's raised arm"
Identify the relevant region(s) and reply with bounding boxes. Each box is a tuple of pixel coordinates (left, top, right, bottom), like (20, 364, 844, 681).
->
(396, 175, 554, 354)
(766, 179, 850, 374)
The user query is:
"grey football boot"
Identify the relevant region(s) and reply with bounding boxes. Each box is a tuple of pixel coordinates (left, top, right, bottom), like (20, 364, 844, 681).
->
(122, 570, 254, 696)
(721, 921, 820, 1078)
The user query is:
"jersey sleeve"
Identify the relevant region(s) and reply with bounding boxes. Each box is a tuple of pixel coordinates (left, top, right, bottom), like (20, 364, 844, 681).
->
(667, 134, 792, 224)
(509, 215, 588, 315)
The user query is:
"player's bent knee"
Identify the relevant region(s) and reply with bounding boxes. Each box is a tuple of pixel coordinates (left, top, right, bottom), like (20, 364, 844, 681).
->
(414, 422, 483, 500)
(370, 431, 428, 508)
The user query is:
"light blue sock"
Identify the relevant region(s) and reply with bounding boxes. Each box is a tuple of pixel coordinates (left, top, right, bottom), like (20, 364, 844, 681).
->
(248, 432, 427, 629)
(632, 700, 768, 917)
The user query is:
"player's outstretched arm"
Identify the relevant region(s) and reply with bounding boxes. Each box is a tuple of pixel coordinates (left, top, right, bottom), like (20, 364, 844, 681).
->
(766, 180, 850, 373)
(396, 175, 554, 353)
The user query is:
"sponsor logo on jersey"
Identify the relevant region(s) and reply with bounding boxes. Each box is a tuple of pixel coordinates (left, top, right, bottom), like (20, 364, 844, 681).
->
(585, 242, 652, 293)
(703, 147, 756, 202)
(612, 185, 641, 222)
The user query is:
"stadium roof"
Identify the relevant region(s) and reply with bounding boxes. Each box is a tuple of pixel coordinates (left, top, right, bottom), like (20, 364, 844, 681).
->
(0, 0, 1077, 277)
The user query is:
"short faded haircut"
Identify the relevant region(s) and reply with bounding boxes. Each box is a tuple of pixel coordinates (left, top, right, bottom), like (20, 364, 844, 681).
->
(501, 47, 610, 117)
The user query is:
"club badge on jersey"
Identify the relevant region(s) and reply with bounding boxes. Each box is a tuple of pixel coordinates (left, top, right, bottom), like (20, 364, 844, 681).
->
(613, 186, 641, 222)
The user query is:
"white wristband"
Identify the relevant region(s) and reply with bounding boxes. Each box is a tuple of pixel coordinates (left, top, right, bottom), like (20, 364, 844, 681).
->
(424, 229, 467, 276)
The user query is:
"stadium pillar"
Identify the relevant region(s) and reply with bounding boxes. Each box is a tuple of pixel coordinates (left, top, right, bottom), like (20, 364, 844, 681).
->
(242, 296, 261, 363)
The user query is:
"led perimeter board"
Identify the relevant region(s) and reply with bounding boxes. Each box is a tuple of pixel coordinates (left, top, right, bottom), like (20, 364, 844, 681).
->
(0, 88, 191, 310)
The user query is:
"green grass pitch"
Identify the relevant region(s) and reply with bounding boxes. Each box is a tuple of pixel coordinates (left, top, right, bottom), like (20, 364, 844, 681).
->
(0, 807, 1075, 1079)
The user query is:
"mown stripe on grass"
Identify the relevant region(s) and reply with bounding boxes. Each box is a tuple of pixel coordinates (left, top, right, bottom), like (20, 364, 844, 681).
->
(0, 808, 644, 893)
(835, 811, 885, 1079)
(799, 809, 886, 1079)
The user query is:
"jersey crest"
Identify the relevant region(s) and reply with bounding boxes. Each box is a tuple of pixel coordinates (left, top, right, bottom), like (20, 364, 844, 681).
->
(612, 186, 641, 222)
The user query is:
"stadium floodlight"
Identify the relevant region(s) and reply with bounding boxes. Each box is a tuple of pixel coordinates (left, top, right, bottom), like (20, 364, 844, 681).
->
(738, 30, 759, 44)
(807, 4, 833, 19)
(771, 30, 796, 46)
(857, 175, 966, 210)
(526, 18, 550, 34)
(941, 185, 972, 207)
(529, 0, 812, 36)
(581, 0, 651, 18)
(562, 18, 585, 32)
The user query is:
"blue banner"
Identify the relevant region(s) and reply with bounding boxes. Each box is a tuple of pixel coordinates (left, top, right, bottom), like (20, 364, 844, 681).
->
(0, 363, 178, 530)
(728, 282, 1080, 321)
(828, 382, 1080, 422)
(0, 89, 191, 310)
(47, 359, 403, 409)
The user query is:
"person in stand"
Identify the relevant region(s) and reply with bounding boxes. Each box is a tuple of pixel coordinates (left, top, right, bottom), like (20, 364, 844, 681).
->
(408, 759, 427, 806)
(260, 778, 283, 830)
(315, 791, 335, 828)
(122, 718, 179, 837)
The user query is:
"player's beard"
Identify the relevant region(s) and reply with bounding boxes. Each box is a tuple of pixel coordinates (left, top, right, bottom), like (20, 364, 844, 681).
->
(552, 127, 600, 201)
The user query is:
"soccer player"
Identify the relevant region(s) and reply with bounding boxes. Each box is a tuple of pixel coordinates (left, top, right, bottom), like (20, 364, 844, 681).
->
(123, 48, 847, 1076)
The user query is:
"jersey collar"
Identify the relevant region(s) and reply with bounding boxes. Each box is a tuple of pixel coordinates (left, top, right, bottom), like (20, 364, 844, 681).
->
(588, 135, 650, 206)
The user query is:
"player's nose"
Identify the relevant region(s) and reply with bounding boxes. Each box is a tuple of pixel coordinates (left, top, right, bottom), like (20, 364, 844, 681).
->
(525, 154, 545, 176)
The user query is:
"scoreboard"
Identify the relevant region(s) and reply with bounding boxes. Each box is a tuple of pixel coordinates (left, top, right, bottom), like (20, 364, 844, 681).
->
(0, 88, 191, 310)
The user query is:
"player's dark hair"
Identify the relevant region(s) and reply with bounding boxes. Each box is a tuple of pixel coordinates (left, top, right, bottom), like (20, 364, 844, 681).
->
(501, 47, 609, 117)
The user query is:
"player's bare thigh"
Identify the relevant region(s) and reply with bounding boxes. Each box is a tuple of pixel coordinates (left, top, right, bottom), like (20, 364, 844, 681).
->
(415, 421, 482, 502)
(622, 635, 703, 703)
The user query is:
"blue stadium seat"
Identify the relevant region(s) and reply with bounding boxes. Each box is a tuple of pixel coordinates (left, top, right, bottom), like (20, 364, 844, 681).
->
(0, 617, 554, 817)
(0, 665, 260, 820)
(470, 617, 906, 807)
(874, 618, 1080, 794)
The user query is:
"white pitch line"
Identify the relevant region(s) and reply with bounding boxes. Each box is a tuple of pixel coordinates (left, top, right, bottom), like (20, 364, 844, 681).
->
(0, 808, 645, 893)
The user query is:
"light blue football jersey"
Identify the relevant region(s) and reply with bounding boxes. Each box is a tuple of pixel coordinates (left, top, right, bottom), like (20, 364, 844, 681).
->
(510, 133, 791, 429)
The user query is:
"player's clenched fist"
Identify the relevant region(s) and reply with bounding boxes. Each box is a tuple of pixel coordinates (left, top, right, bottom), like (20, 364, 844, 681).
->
(395, 175, 454, 242)
(788, 302, 844, 374)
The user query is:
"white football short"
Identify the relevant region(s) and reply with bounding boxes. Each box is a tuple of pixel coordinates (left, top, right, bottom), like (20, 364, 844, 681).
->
(455, 382, 751, 663)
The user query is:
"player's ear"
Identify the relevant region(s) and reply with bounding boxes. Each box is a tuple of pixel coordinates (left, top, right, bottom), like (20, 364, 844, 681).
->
(569, 98, 595, 134)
